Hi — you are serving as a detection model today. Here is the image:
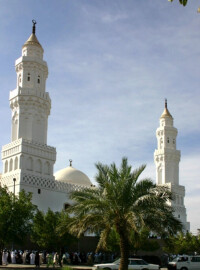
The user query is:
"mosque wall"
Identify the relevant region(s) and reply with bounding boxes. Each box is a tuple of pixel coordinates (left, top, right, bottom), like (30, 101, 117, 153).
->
(20, 184, 71, 212)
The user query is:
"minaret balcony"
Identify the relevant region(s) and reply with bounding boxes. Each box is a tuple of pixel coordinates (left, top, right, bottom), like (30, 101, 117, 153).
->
(2, 138, 56, 161)
(9, 87, 51, 104)
(15, 56, 47, 67)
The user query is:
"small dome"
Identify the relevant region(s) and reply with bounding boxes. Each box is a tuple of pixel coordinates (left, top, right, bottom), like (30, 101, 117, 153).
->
(160, 107, 172, 119)
(160, 99, 173, 119)
(54, 166, 92, 187)
(23, 33, 43, 51)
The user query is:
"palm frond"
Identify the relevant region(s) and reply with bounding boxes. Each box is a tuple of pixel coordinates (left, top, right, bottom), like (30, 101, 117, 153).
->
(96, 227, 111, 251)
(131, 164, 146, 181)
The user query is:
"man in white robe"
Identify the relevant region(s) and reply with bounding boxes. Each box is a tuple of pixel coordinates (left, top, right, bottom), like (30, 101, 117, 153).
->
(30, 252, 35, 265)
(2, 251, 8, 265)
(11, 251, 16, 264)
(22, 251, 26, 264)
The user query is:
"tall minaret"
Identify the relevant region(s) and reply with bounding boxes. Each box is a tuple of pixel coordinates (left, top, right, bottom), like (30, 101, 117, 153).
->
(11, 20, 49, 144)
(1, 21, 56, 204)
(154, 100, 190, 231)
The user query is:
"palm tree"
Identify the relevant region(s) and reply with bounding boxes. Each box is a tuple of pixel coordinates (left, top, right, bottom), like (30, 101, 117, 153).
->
(168, 0, 188, 7)
(68, 158, 182, 270)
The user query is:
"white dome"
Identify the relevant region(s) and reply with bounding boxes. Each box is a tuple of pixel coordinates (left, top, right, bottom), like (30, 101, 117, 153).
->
(54, 166, 91, 187)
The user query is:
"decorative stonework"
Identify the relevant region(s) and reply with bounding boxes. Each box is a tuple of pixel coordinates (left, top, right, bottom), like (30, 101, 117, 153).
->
(0, 172, 20, 187)
(10, 88, 51, 104)
(2, 138, 56, 161)
(22, 173, 83, 193)
(174, 206, 186, 214)
(15, 61, 48, 74)
(0, 172, 85, 194)
(155, 152, 180, 163)
(2, 142, 21, 158)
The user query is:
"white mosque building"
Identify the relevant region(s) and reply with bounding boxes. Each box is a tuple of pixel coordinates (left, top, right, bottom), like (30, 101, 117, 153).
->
(0, 21, 190, 231)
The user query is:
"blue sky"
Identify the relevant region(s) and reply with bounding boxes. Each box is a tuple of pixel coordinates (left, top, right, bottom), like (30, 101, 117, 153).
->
(0, 0, 200, 233)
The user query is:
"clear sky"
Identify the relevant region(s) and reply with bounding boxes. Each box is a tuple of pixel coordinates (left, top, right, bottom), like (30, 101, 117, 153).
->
(0, 0, 199, 233)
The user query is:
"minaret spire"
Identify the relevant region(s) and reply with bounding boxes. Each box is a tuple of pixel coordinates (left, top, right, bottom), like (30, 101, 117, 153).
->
(23, 20, 43, 53)
(165, 98, 167, 109)
(32, 20, 37, 34)
(160, 98, 172, 119)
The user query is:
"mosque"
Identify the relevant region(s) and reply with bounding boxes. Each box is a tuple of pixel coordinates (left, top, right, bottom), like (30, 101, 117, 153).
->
(0, 21, 190, 232)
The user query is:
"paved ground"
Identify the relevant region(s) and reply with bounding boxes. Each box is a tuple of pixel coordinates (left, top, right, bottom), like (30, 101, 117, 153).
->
(0, 265, 90, 269)
(0, 265, 168, 270)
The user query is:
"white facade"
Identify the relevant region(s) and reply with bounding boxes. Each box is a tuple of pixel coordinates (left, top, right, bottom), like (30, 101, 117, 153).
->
(0, 23, 190, 232)
(0, 22, 92, 212)
(154, 100, 190, 231)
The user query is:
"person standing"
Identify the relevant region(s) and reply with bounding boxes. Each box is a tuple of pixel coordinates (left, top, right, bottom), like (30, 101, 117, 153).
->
(35, 251, 40, 268)
(11, 250, 16, 264)
(53, 252, 59, 267)
(22, 251, 26, 264)
(46, 253, 53, 268)
(2, 250, 8, 265)
(30, 251, 35, 265)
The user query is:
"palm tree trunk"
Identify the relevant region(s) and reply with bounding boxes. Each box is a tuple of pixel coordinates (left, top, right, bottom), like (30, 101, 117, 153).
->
(118, 230, 129, 270)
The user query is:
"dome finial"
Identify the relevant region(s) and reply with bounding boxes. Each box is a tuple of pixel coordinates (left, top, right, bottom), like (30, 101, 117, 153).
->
(32, 20, 37, 34)
(69, 159, 73, 167)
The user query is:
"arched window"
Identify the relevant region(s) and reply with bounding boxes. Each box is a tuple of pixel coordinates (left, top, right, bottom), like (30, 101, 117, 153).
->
(26, 157, 33, 171)
(14, 157, 18, 170)
(173, 139, 175, 144)
(4, 160, 8, 173)
(167, 137, 169, 143)
(44, 161, 50, 175)
(27, 73, 30, 81)
(35, 159, 42, 173)
(9, 159, 13, 172)
(37, 75, 40, 84)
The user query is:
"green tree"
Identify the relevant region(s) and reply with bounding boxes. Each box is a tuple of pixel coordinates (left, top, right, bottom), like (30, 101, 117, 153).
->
(164, 232, 200, 254)
(0, 186, 36, 251)
(31, 208, 76, 251)
(129, 228, 160, 254)
(68, 158, 182, 270)
(105, 227, 160, 254)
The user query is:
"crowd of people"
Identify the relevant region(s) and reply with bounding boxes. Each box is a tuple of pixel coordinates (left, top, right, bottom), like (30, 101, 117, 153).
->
(2, 250, 44, 266)
(1, 249, 117, 267)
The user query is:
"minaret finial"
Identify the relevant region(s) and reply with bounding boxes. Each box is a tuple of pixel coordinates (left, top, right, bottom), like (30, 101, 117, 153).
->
(165, 98, 167, 109)
(69, 159, 73, 167)
(32, 20, 37, 34)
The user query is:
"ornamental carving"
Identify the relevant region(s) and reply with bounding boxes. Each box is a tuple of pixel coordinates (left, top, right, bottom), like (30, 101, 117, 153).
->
(22, 173, 83, 193)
